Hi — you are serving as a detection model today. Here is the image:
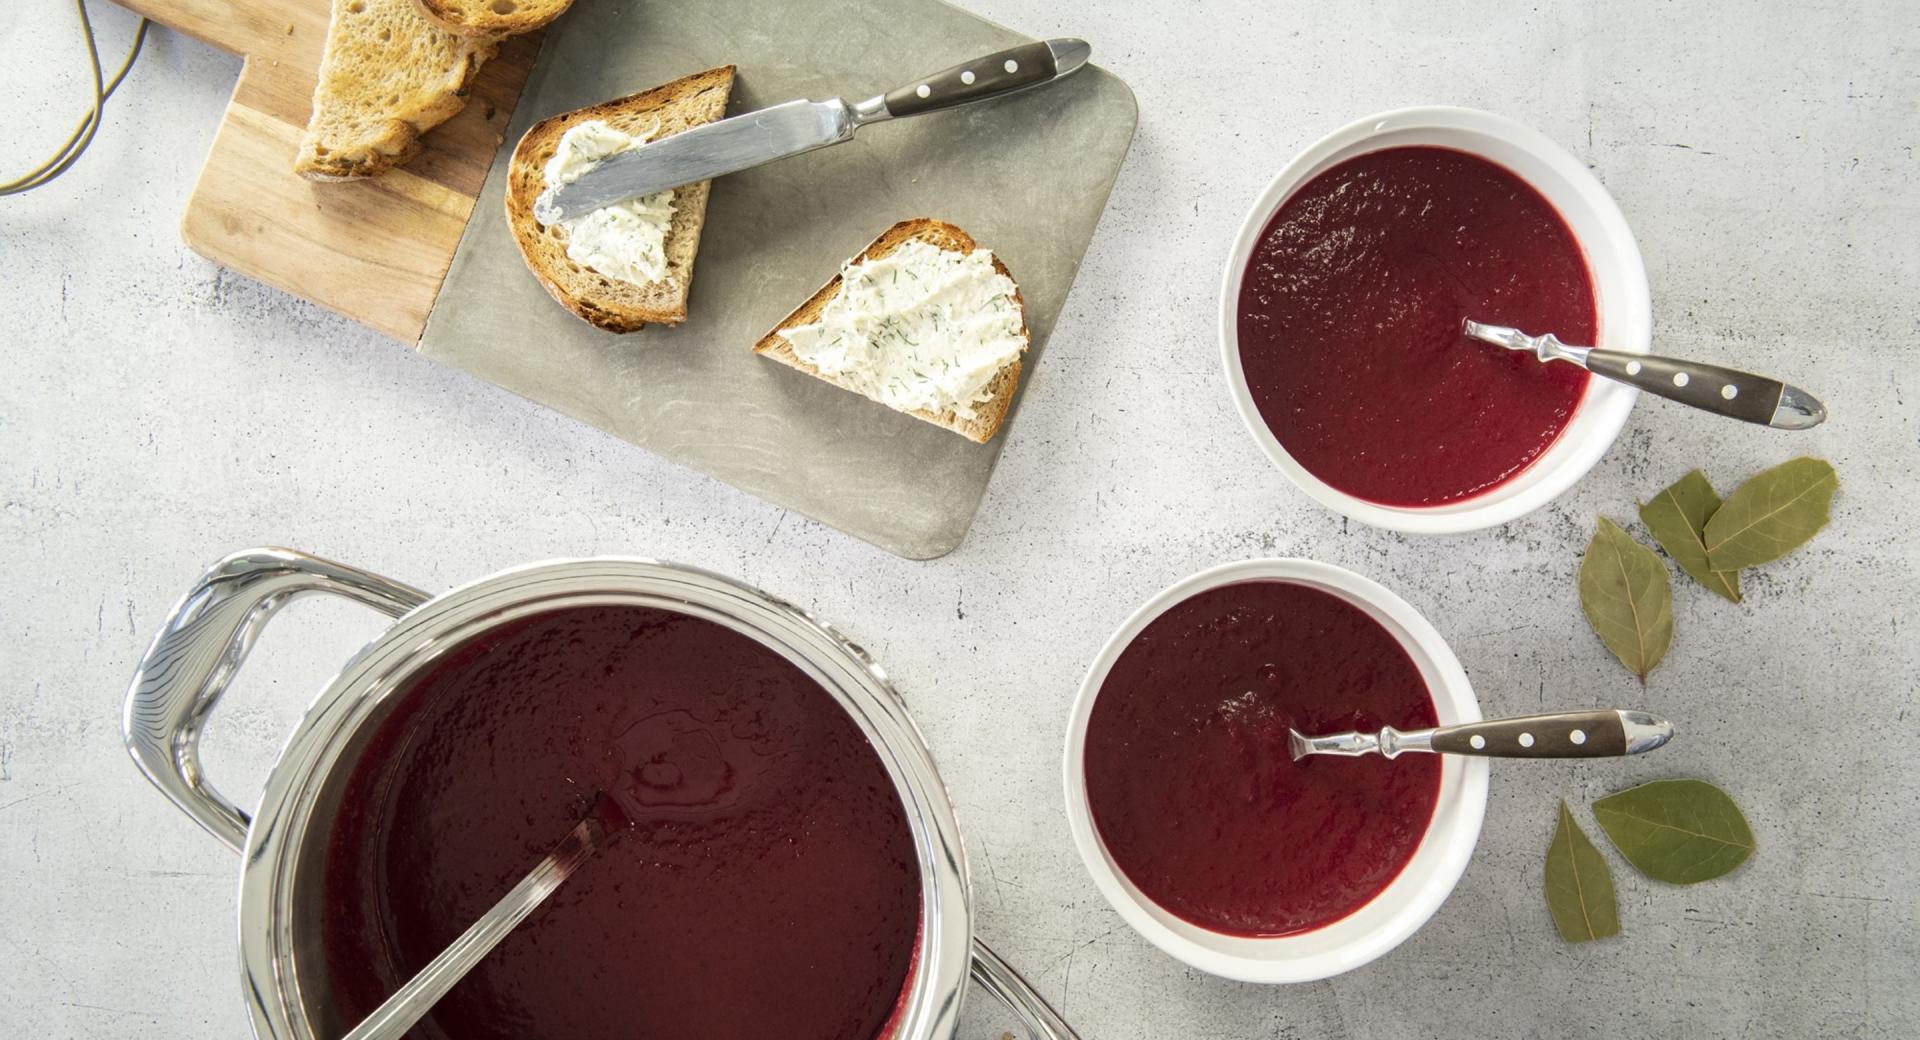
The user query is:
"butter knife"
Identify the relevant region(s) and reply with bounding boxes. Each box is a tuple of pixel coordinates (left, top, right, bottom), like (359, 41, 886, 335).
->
(536, 39, 1092, 223)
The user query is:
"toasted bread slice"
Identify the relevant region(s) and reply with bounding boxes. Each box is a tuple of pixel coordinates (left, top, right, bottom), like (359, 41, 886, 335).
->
(505, 67, 736, 332)
(293, 0, 497, 181)
(414, 0, 572, 37)
(754, 219, 1029, 444)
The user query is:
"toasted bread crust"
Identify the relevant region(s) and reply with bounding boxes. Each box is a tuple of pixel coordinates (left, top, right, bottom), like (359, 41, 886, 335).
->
(294, 0, 498, 181)
(413, 0, 572, 37)
(753, 219, 1029, 444)
(504, 66, 736, 332)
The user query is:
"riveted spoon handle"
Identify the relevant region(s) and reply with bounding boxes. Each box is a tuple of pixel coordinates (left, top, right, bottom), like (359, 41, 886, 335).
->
(1428, 710, 1671, 758)
(1585, 350, 1826, 429)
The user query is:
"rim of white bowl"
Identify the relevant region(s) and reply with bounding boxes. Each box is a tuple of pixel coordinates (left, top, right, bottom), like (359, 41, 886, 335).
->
(1218, 106, 1653, 534)
(1062, 558, 1490, 984)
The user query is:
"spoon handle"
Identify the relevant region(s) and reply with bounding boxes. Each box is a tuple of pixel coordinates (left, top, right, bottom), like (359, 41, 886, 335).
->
(1462, 321, 1826, 428)
(1584, 349, 1827, 429)
(1425, 709, 1671, 759)
(341, 811, 609, 1040)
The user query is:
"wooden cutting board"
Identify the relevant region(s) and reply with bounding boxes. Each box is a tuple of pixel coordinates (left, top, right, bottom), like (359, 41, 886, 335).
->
(114, 0, 540, 341)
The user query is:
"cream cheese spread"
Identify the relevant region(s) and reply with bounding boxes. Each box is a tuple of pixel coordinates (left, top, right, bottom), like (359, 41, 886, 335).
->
(539, 120, 676, 287)
(777, 240, 1025, 419)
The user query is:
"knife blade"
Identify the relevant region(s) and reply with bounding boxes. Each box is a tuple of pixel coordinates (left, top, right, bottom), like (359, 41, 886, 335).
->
(535, 38, 1092, 224)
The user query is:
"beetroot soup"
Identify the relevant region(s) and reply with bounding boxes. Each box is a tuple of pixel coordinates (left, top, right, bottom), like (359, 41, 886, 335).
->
(321, 605, 921, 1039)
(1236, 146, 1596, 506)
(1085, 581, 1439, 936)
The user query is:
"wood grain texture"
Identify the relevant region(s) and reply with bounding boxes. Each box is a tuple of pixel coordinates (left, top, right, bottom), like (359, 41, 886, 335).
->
(113, 0, 538, 341)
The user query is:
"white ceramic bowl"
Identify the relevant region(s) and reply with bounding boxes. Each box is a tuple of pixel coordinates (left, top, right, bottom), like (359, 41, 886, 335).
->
(1062, 559, 1489, 983)
(1219, 107, 1652, 534)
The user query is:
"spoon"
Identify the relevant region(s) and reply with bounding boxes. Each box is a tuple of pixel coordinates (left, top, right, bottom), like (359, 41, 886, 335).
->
(1464, 319, 1827, 429)
(342, 714, 741, 1040)
(339, 791, 635, 1040)
(1288, 709, 1673, 762)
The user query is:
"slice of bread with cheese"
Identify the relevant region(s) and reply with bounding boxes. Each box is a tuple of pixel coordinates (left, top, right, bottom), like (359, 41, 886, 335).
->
(754, 220, 1029, 444)
(504, 66, 736, 332)
(414, 0, 573, 37)
(294, 0, 498, 180)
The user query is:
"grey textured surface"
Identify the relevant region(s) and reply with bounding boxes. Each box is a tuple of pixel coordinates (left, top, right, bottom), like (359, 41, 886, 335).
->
(2, 1, 1917, 1038)
(422, 0, 1136, 559)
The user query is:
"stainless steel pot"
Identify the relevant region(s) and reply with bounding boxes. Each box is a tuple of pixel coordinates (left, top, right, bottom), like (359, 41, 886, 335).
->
(124, 548, 1077, 1040)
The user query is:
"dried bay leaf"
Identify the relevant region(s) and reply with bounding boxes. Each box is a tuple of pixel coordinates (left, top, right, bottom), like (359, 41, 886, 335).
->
(1578, 517, 1674, 683)
(1545, 800, 1620, 942)
(1640, 470, 1742, 604)
(1593, 779, 1755, 884)
(1703, 457, 1838, 572)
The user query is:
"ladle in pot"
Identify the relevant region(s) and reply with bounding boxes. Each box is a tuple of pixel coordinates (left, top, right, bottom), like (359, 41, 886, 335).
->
(340, 791, 635, 1040)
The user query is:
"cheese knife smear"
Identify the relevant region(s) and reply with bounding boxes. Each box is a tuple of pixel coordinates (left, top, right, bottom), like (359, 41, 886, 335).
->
(322, 605, 921, 1039)
(539, 120, 677, 287)
(1085, 581, 1440, 936)
(778, 240, 1025, 420)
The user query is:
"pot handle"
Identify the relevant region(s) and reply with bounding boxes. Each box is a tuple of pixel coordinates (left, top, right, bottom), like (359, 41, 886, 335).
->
(971, 938, 1082, 1040)
(122, 548, 429, 853)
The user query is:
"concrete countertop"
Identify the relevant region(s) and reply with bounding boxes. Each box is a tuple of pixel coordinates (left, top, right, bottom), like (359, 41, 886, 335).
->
(3, 1, 1914, 1036)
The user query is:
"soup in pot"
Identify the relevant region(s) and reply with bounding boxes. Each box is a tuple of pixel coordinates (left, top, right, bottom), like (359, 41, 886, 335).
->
(321, 604, 921, 1039)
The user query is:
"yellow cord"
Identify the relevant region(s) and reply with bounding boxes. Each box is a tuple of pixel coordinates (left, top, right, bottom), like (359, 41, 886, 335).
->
(1, 0, 150, 196)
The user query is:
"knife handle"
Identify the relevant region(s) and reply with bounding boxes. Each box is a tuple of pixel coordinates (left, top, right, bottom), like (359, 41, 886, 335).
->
(1585, 349, 1826, 429)
(878, 39, 1089, 119)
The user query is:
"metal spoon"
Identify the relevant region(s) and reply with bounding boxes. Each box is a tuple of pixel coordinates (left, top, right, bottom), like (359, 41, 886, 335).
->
(1288, 709, 1673, 762)
(1464, 319, 1827, 429)
(340, 791, 634, 1040)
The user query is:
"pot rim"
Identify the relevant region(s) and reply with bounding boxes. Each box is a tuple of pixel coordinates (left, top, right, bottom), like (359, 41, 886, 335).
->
(1061, 557, 1489, 983)
(235, 557, 973, 1040)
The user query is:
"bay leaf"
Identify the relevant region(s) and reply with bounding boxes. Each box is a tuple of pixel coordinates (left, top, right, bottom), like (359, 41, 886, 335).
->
(1593, 779, 1755, 884)
(1545, 800, 1620, 942)
(1703, 457, 1838, 572)
(1640, 470, 1742, 604)
(1578, 517, 1674, 683)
